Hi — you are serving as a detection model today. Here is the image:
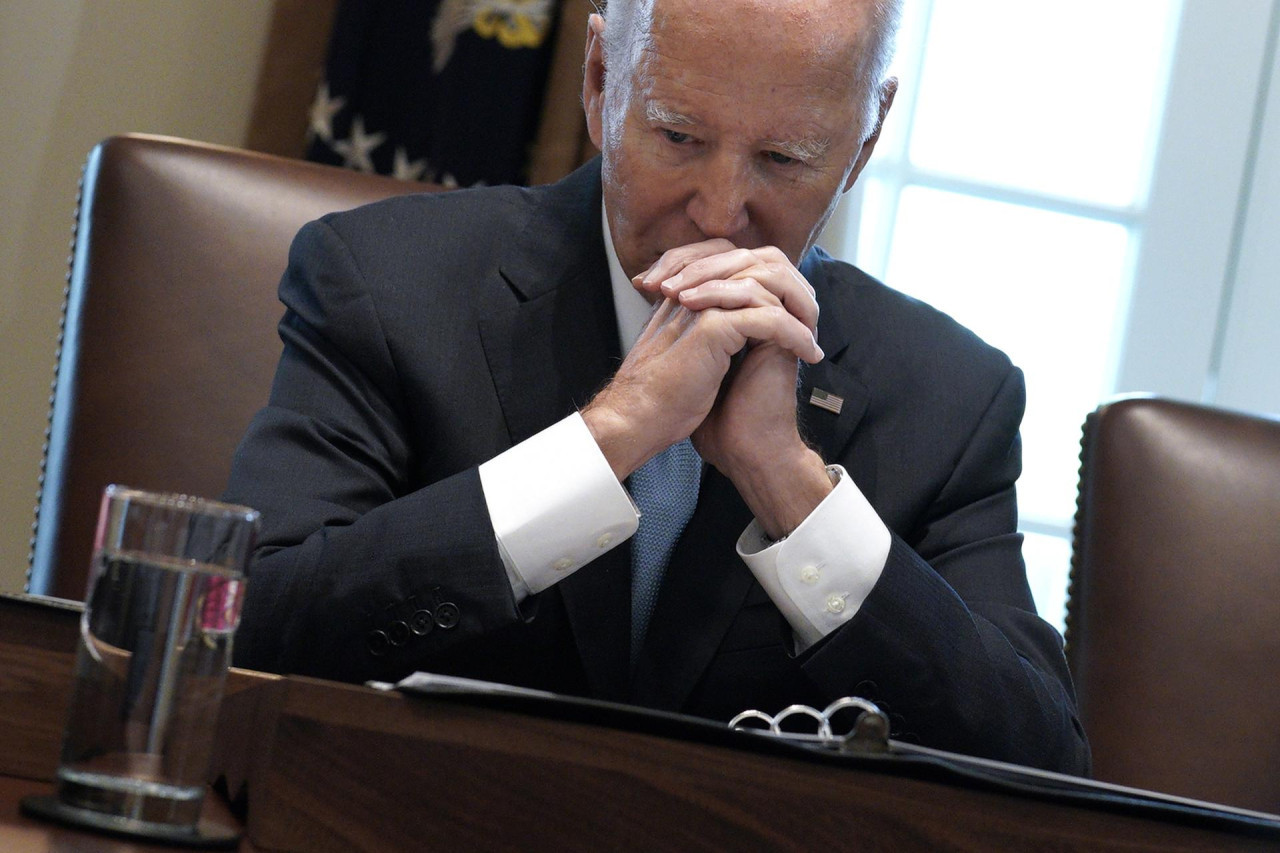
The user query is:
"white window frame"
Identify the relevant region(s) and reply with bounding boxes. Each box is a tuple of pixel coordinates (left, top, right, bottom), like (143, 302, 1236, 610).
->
(821, 0, 1280, 624)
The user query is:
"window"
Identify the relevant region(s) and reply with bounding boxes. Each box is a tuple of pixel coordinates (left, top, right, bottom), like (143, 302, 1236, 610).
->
(828, 0, 1280, 630)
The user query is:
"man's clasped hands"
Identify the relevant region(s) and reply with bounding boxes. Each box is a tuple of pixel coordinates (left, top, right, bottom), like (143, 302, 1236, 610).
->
(583, 238, 834, 540)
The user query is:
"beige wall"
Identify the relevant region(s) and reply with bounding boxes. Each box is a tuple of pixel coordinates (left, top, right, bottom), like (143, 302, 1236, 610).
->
(0, 0, 275, 592)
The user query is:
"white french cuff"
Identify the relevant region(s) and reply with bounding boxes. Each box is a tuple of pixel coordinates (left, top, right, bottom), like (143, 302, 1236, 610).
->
(736, 464, 891, 650)
(480, 413, 639, 598)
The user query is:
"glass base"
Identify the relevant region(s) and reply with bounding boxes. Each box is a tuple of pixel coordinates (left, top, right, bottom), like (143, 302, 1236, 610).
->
(57, 767, 206, 825)
(20, 794, 240, 849)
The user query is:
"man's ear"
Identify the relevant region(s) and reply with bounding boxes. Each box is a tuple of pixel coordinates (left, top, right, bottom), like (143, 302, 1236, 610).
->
(583, 13, 608, 151)
(843, 77, 898, 192)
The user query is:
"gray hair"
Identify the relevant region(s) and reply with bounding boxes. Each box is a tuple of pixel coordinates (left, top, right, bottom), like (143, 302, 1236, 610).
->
(597, 0, 654, 113)
(598, 0, 903, 140)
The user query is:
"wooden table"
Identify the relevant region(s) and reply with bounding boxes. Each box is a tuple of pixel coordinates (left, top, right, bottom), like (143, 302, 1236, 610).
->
(3, 593, 1278, 852)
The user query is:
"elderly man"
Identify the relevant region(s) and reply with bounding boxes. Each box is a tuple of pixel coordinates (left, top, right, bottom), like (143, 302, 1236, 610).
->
(226, 0, 1090, 774)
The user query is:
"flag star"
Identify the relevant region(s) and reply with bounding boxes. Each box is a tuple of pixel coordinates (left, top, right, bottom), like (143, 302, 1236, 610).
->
(392, 147, 428, 182)
(308, 82, 345, 142)
(331, 115, 386, 173)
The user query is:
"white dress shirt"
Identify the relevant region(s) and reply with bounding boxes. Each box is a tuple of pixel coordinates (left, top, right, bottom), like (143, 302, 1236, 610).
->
(478, 206, 891, 650)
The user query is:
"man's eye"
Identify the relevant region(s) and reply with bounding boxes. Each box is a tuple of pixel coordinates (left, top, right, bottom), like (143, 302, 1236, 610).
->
(766, 150, 798, 166)
(662, 129, 692, 144)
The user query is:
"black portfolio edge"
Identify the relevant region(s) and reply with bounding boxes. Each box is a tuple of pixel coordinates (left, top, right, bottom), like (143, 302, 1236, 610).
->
(375, 673, 1280, 841)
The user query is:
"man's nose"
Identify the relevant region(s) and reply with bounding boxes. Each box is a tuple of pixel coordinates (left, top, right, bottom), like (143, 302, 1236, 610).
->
(686, 155, 751, 239)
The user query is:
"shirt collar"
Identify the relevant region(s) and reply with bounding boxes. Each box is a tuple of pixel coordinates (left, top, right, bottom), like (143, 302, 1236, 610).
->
(602, 201, 653, 357)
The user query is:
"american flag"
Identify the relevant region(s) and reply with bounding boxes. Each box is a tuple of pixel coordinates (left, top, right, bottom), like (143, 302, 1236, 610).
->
(809, 388, 845, 415)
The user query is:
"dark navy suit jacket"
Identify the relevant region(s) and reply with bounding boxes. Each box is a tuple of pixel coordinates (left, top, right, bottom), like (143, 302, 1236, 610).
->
(225, 160, 1090, 774)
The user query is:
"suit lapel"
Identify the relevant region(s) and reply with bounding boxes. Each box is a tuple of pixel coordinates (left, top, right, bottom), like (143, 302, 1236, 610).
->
(476, 265, 618, 443)
(477, 162, 619, 444)
(799, 249, 876, 499)
(797, 358, 875, 500)
(476, 160, 632, 702)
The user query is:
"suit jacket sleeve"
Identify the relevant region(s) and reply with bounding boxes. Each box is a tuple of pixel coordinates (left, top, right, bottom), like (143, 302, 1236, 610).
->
(225, 217, 522, 681)
(802, 357, 1090, 773)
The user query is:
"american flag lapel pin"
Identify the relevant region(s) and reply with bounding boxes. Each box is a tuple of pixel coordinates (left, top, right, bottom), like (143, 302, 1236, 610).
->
(809, 388, 844, 415)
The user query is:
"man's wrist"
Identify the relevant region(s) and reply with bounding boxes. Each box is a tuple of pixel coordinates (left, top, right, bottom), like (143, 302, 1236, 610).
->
(736, 463, 890, 650)
(730, 443, 832, 540)
(581, 397, 646, 481)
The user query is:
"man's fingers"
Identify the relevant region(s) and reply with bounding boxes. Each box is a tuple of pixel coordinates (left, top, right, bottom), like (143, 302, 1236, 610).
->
(632, 242, 820, 335)
(632, 238, 738, 294)
(701, 305, 824, 364)
(638, 298, 822, 368)
(655, 245, 813, 298)
(675, 277, 780, 311)
(632, 295, 693, 351)
(676, 274, 819, 332)
(658, 248, 759, 294)
(643, 245, 819, 331)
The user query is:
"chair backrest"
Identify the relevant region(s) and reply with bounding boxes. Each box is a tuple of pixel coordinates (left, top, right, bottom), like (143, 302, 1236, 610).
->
(1067, 396, 1280, 814)
(27, 134, 429, 600)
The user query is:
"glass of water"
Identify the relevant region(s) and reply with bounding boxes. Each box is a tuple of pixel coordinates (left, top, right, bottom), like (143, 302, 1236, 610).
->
(28, 486, 258, 845)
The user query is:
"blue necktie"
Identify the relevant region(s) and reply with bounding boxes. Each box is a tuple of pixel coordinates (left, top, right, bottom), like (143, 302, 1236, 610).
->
(629, 438, 702, 663)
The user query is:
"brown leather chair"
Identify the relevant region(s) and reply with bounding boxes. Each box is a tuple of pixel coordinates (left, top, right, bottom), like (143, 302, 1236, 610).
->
(1067, 396, 1280, 814)
(27, 134, 432, 600)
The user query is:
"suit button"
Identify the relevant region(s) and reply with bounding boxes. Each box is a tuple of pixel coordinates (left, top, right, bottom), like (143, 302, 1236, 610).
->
(825, 594, 847, 615)
(410, 609, 434, 636)
(596, 532, 614, 548)
(552, 557, 574, 571)
(367, 629, 390, 656)
(388, 620, 411, 646)
(799, 565, 821, 584)
(435, 602, 460, 629)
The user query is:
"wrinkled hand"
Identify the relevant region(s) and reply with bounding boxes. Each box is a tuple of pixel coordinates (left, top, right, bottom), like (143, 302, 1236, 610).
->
(637, 240, 835, 537)
(581, 240, 822, 484)
(583, 239, 834, 536)
(635, 240, 819, 333)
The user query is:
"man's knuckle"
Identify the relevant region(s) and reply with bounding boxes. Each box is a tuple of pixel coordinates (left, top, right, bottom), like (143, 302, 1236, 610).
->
(774, 262, 803, 283)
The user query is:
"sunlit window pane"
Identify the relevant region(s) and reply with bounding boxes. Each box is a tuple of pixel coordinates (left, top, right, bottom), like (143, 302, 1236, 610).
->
(882, 187, 1131, 524)
(1022, 530, 1072, 632)
(852, 177, 894, 275)
(907, 0, 1177, 207)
